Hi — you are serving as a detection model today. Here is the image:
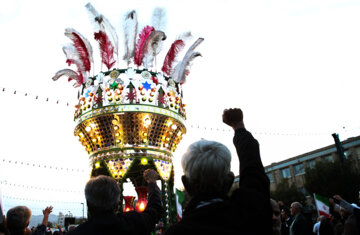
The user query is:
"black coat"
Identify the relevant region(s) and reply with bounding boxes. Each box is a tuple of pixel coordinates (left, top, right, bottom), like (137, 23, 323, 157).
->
(290, 214, 312, 235)
(164, 128, 273, 235)
(67, 182, 162, 235)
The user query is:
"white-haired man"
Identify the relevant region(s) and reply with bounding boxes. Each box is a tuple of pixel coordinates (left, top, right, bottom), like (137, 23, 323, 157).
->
(68, 169, 162, 235)
(164, 108, 272, 234)
(289, 201, 312, 235)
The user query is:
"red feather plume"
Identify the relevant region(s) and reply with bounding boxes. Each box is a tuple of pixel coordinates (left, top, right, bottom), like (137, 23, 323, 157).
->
(161, 39, 185, 76)
(134, 26, 154, 66)
(94, 31, 116, 69)
(70, 32, 91, 72)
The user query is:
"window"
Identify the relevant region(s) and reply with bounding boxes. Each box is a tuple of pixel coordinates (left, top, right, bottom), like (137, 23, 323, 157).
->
(293, 163, 305, 175)
(306, 160, 316, 169)
(267, 173, 274, 182)
(323, 155, 333, 162)
(281, 168, 291, 178)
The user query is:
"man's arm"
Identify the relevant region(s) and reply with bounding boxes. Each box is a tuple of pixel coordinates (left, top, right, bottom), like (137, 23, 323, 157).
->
(33, 206, 53, 235)
(222, 108, 269, 192)
(123, 169, 162, 235)
(223, 108, 272, 233)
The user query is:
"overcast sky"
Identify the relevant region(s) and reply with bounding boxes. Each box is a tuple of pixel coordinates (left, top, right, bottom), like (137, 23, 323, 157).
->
(1, 0, 360, 217)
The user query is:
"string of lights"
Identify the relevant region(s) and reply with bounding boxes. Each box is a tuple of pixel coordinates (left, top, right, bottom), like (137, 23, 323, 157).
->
(0, 180, 82, 194)
(2, 85, 356, 137)
(0, 158, 88, 173)
(3, 195, 83, 204)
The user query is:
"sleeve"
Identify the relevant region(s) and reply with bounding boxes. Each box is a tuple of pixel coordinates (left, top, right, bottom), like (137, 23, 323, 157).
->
(232, 128, 272, 234)
(340, 199, 355, 214)
(122, 182, 163, 235)
(233, 128, 270, 194)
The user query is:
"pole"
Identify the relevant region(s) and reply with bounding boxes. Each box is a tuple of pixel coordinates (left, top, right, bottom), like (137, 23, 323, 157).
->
(331, 133, 345, 163)
(81, 203, 84, 219)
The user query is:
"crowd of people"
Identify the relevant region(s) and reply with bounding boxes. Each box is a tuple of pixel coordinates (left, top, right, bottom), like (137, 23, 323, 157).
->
(0, 108, 359, 234)
(270, 195, 360, 235)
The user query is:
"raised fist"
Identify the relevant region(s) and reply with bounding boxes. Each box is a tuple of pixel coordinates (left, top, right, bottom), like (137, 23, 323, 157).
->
(222, 108, 244, 130)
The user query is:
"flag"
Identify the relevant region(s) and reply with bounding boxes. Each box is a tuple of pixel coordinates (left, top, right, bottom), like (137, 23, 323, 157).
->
(314, 193, 330, 218)
(175, 188, 185, 220)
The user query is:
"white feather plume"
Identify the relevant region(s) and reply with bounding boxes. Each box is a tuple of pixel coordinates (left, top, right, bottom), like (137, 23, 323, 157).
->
(62, 44, 85, 72)
(123, 10, 138, 65)
(171, 37, 204, 84)
(151, 8, 167, 32)
(64, 28, 94, 66)
(52, 69, 83, 87)
(85, 2, 119, 58)
(142, 31, 166, 69)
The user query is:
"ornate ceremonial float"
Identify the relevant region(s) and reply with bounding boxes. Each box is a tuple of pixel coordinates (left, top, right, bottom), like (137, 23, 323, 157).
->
(52, 3, 203, 226)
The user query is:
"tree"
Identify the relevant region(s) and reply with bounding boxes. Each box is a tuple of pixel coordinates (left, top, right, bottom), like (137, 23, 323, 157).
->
(271, 178, 306, 206)
(304, 159, 360, 203)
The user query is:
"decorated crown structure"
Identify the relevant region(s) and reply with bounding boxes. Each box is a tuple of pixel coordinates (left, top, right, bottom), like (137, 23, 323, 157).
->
(52, 3, 203, 184)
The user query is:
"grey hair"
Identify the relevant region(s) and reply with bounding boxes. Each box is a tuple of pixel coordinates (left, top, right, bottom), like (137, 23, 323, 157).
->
(85, 175, 121, 215)
(6, 206, 32, 232)
(270, 199, 280, 210)
(181, 139, 232, 196)
(292, 201, 303, 212)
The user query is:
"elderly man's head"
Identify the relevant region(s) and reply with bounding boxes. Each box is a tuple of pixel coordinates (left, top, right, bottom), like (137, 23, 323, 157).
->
(85, 175, 121, 216)
(6, 206, 32, 235)
(270, 199, 281, 235)
(290, 202, 302, 216)
(181, 140, 234, 198)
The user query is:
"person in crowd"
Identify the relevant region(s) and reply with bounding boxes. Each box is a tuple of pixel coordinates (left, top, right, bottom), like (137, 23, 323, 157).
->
(6, 206, 32, 235)
(329, 197, 345, 235)
(67, 169, 162, 235)
(67, 224, 77, 232)
(319, 215, 334, 235)
(164, 108, 272, 234)
(281, 207, 292, 235)
(271, 199, 282, 235)
(6, 205, 53, 235)
(289, 201, 312, 235)
(313, 216, 322, 235)
(333, 195, 359, 235)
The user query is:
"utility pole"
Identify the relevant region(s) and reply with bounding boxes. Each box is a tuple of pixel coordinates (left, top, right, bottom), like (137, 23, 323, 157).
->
(81, 203, 84, 220)
(332, 133, 345, 163)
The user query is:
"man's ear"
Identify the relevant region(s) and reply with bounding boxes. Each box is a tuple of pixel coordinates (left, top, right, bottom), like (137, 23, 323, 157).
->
(181, 175, 194, 197)
(224, 172, 235, 194)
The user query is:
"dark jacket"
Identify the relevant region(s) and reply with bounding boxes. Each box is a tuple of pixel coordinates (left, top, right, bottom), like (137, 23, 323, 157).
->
(290, 214, 312, 235)
(164, 128, 273, 235)
(67, 182, 162, 235)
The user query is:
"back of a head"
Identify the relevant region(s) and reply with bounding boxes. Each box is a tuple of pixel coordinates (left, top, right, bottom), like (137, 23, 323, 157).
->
(291, 202, 303, 214)
(181, 140, 232, 197)
(85, 175, 121, 216)
(6, 206, 31, 235)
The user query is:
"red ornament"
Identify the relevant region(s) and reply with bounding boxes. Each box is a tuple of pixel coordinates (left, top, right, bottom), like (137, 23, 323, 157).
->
(123, 196, 135, 212)
(135, 187, 148, 212)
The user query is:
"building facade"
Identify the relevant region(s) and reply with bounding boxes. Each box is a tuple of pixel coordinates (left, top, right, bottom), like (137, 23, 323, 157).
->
(264, 135, 360, 193)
